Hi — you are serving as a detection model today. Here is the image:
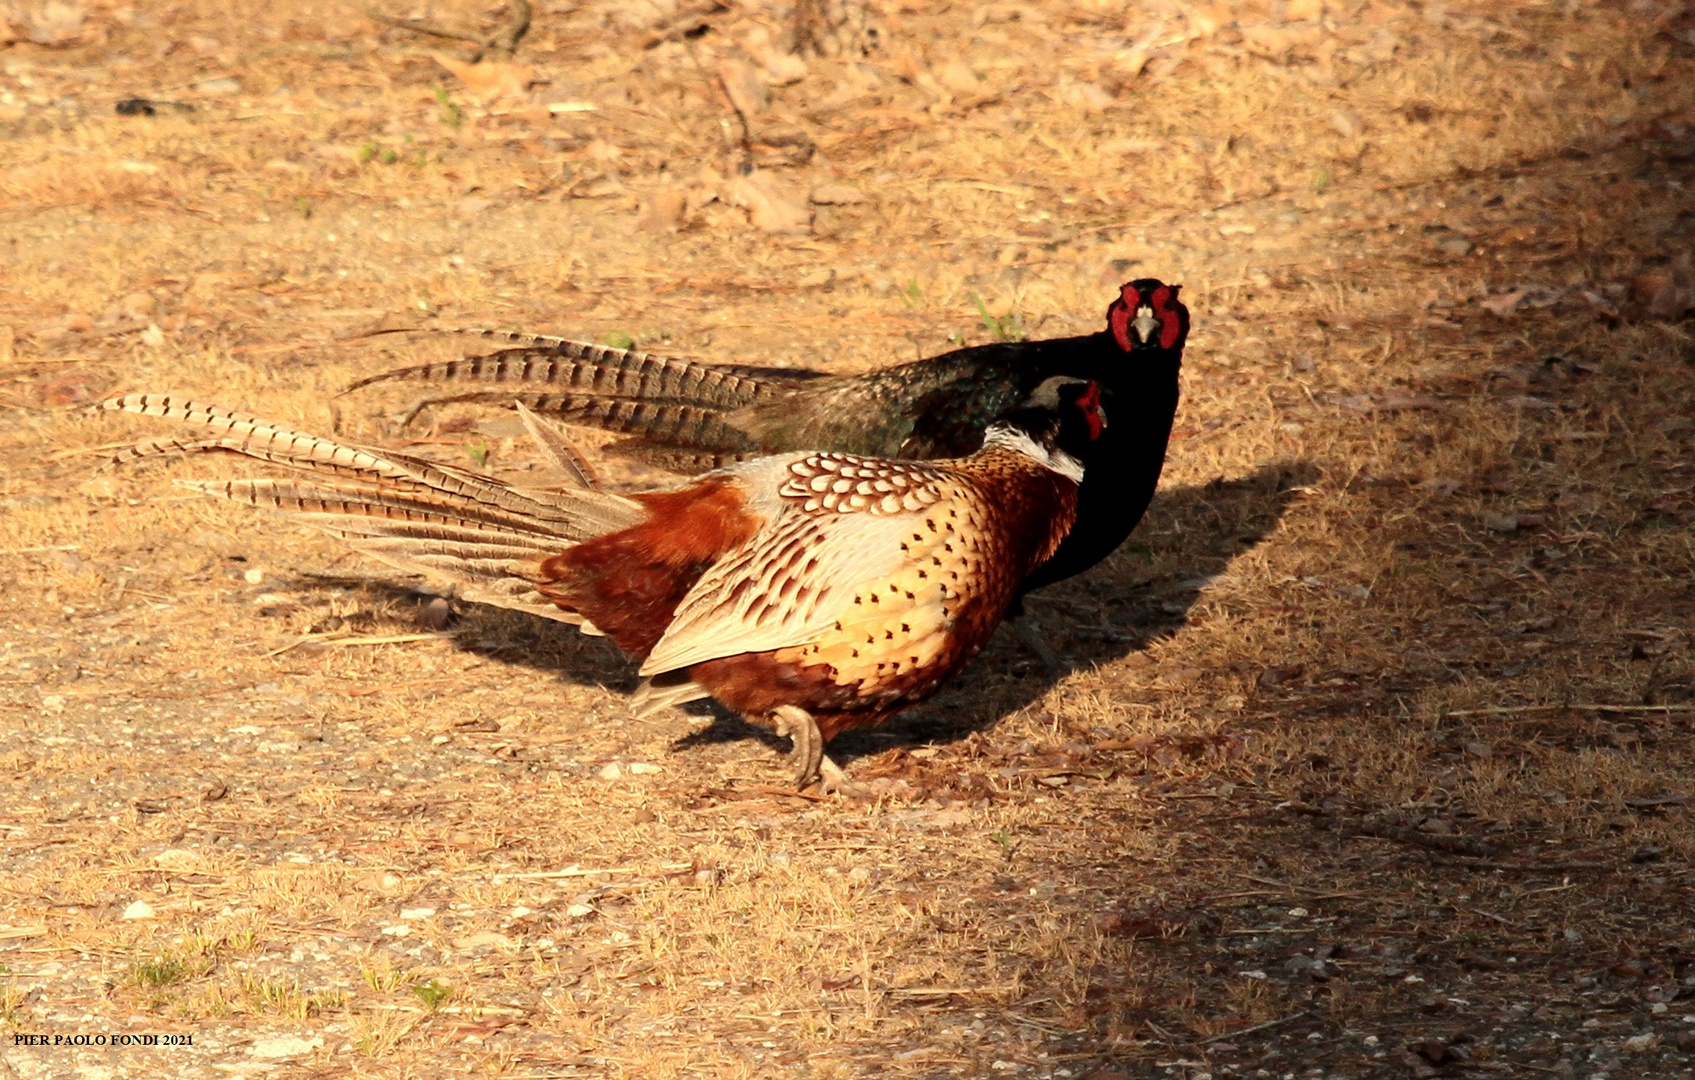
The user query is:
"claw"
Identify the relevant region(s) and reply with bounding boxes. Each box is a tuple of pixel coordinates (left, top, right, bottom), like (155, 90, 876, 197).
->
(772, 704, 823, 791)
(817, 755, 857, 797)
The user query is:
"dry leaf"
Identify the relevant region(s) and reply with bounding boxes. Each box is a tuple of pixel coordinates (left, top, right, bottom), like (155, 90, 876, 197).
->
(8, 0, 85, 46)
(1054, 77, 1113, 114)
(718, 58, 769, 116)
(1481, 288, 1530, 317)
(810, 183, 865, 205)
(1187, 2, 1236, 37)
(432, 52, 533, 104)
(935, 60, 983, 98)
(722, 170, 812, 235)
(687, 166, 725, 214)
(745, 25, 809, 86)
(1114, 21, 1167, 80)
(1637, 253, 1694, 320)
(1239, 21, 1329, 60)
(637, 185, 688, 233)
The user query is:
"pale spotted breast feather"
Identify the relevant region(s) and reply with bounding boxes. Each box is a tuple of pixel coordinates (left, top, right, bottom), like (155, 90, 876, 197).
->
(780, 453, 947, 515)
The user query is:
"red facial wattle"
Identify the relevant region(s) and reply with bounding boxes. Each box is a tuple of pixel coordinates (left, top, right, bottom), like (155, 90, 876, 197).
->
(1078, 381, 1104, 440)
(1108, 295, 1135, 352)
(1149, 284, 1185, 350)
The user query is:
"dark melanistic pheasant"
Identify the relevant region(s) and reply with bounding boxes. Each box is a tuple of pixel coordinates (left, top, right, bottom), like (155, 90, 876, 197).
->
(344, 279, 1189, 594)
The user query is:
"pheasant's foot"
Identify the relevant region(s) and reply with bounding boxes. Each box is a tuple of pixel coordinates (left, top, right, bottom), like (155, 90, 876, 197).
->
(817, 755, 860, 797)
(1012, 615, 1072, 676)
(772, 705, 823, 791)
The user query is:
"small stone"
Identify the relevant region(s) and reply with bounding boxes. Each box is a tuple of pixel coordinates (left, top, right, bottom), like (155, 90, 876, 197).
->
(417, 597, 452, 630)
(627, 762, 661, 775)
(248, 1035, 323, 1059)
(453, 930, 515, 951)
(1330, 109, 1364, 138)
(140, 324, 166, 348)
(810, 183, 866, 205)
(196, 77, 241, 95)
(379, 923, 411, 937)
(565, 903, 595, 919)
(121, 900, 156, 920)
(598, 762, 623, 780)
(243, 567, 264, 584)
(399, 907, 436, 921)
(153, 849, 201, 871)
(1285, 954, 1328, 977)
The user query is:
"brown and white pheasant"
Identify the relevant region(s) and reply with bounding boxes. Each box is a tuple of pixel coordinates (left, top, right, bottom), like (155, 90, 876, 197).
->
(99, 377, 1106, 789)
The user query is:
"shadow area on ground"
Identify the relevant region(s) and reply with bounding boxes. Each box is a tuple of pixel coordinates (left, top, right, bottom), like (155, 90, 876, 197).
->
(820, 460, 1317, 764)
(274, 460, 1311, 765)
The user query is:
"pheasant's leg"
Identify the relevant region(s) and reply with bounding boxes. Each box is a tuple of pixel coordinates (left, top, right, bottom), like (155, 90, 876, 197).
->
(1012, 616, 1070, 675)
(771, 705, 823, 791)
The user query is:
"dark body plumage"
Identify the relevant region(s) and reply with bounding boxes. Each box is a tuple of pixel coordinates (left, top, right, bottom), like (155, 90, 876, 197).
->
(345, 280, 1188, 595)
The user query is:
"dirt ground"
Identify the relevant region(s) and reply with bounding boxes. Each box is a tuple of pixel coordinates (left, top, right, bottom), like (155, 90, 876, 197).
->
(3, 0, 1695, 1077)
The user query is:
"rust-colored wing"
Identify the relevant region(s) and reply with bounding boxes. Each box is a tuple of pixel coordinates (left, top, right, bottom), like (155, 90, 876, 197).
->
(637, 452, 974, 677)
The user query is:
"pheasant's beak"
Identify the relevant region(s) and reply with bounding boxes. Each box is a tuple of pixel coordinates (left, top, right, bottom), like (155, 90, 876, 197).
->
(1130, 304, 1160, 346)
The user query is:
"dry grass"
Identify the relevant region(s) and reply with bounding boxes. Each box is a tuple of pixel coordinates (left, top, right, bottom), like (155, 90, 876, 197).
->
(3, 0, 1695, 1077)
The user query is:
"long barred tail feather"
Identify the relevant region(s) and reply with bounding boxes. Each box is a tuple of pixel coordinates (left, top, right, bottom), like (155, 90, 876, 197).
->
(343, 333, 786, 409)
(97, 393, 650, 625)
(514, 401, 599, 491)
(100, 394, 643, 539)
(393, 389, 764, 456)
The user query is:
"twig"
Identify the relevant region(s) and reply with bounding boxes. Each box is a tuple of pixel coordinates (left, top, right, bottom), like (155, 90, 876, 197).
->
(1435, 858, 1619, 873)
(368, 10, 486, 46)
(1200, 1010, 1308, 1045)
(1237, 874, 1371, 900)
(263, 631, 448, 658)
(638, 0, 731, 50)
(1440, 703, 1687, 717)
(369, 0, 530, 61)
(490, 862, 693, 883)
(1286, 805, 1504, 857)
(1349, 819, 1500, 858)
(720, 76, 754, 173)
(0, 544, 81, 555)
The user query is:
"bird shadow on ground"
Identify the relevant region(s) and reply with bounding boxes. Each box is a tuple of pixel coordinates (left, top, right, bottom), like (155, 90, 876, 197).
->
(682, 459, 1319, 765)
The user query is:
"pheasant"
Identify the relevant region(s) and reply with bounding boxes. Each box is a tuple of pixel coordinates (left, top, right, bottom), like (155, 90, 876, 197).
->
(344, 279, 1187, 595)
(98, 376, 1107, 790)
